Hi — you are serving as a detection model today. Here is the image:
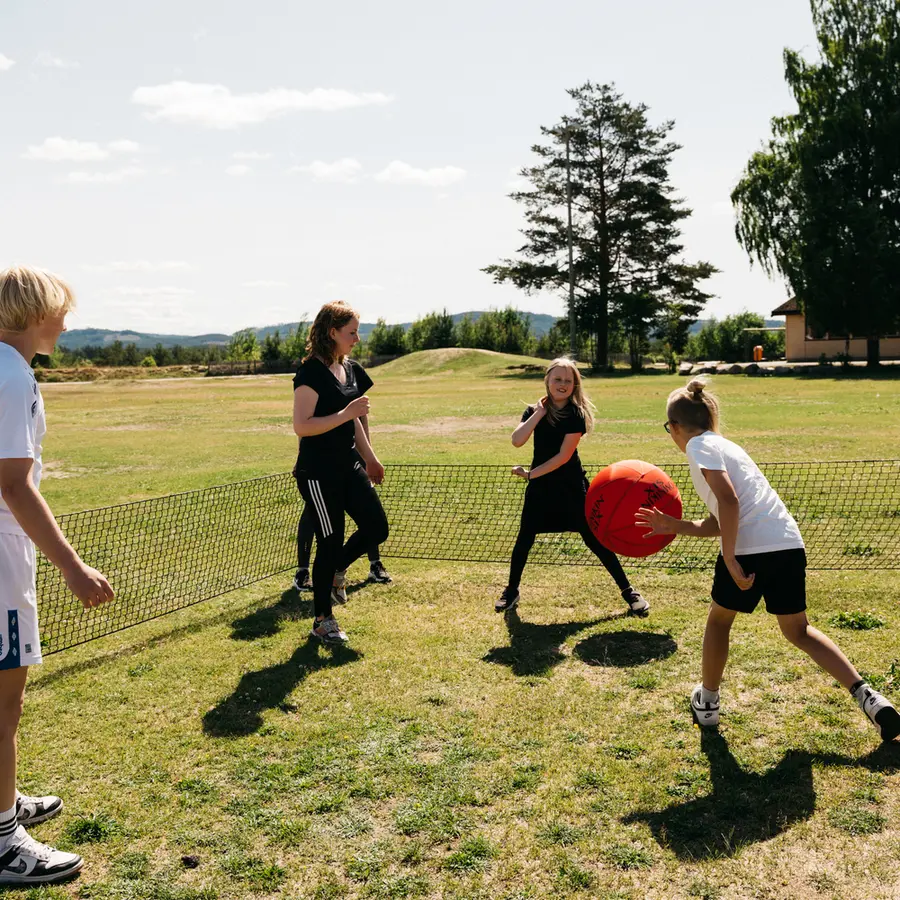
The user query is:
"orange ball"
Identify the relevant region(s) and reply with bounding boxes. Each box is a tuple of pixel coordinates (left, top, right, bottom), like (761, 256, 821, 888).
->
(585, 460, 683, 558)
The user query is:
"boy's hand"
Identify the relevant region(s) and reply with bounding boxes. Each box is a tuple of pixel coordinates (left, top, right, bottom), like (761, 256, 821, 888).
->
(64, 562, 114, 608)
(723, 554, 755, 591)
(635, 506, 677, 536)
(366, 457, 385, 486)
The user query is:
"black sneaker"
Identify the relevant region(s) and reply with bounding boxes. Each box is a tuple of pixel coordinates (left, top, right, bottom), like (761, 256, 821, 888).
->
(495, 588, 520, 613)
(622, 587, 650, 617)
(292, 569, 312, 592)
(16, 794, 62, 827)
(368, 560, 393, 584)
(0, 827, 83, 884)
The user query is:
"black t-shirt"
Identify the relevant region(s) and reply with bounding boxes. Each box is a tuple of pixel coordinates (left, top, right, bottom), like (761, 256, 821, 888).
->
(523, 403, 586, 480)
(293, 357, 373, 475)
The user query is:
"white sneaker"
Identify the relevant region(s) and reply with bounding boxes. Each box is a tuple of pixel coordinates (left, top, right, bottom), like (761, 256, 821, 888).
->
(311, 616, 349, 644)
(331, 569, 348, 605)
(856, 684, 900, 742)
(0, 826, 83, 884)
(691, 685, 720, 727)
(623, 588, 650, 616)
(16, 793, 63, 827)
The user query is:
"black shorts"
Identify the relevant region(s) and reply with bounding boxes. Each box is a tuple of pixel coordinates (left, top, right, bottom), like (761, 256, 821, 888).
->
(711, 548, 807, 616)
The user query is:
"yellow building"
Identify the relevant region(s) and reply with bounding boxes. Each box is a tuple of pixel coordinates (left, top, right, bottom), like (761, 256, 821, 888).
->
(772, 298, 900, 362)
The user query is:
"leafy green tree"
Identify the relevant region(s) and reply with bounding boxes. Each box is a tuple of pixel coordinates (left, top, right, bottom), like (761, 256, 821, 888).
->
(152, 343, 172, 366)
(261, 331, 283, 365)
(405, 310, 456, 352)
(122, 343, 141, 366)
(484, 81, 716, 370)
(732, 0, 900, 366)
(368, 319, 407, 356)
(280, 324, 309, 365)
(226, 329, 261, 362)
(453, 314, 477, 348)
(686, 312, 785, 363)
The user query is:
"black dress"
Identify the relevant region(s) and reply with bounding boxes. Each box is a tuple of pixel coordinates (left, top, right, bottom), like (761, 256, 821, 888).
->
(519, 404, 588, 533)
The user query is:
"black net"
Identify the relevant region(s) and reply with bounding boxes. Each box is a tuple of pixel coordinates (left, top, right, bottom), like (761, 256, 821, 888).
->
(37, 460, 900, 655)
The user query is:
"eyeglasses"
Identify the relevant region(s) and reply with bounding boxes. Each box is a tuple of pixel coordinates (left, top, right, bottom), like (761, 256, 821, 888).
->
(663, 421, 675, 434)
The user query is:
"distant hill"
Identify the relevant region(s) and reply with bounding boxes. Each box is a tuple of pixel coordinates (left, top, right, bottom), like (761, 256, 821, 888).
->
(59, 311, 561, 351)
(57, 313, 783, 351)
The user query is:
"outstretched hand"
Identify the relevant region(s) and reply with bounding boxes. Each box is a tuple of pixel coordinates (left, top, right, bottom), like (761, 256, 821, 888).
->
(634, 506, 678, 537)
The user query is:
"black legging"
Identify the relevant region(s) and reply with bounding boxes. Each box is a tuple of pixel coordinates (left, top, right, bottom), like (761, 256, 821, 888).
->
(507, 524, 631, 593)
(296, 465, 389, 619)
(297, 503, 380, 569)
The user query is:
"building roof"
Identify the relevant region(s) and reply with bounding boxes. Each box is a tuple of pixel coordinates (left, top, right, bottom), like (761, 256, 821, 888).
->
(771, 297, 801, 316)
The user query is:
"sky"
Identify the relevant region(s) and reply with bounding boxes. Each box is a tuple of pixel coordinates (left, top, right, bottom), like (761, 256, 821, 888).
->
(0, 0, 818, 335)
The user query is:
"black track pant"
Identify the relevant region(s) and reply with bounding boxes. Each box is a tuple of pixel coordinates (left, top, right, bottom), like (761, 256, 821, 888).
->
(296, 465, 389, 619)
(507, 525, 631, 594)
(297, 503, 381, 569)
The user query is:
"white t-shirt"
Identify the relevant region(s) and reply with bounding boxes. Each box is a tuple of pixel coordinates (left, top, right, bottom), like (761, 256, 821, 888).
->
(685, 431, 804, 555)
(0, 343, 45, 536)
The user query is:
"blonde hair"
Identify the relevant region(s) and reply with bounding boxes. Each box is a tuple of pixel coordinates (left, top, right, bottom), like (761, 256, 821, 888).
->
(0, 265, 76, 333)
(544, 357, 595, 432)
(666, 377, 720, 434)
(304, 301, 359, 366)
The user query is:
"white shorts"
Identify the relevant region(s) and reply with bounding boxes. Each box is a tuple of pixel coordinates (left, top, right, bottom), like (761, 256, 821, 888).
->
(0, 534, 43, 668)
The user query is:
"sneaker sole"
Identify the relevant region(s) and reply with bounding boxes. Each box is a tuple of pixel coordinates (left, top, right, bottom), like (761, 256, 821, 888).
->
(627, 605, 650, 618)
(18, 800, 63, 826)
(368, 576, 393, 584)
(0, 857, 83, 884)
(495, 597, 520, 613)
(310, 630, 348, 645)
(875, 706, 900, 742)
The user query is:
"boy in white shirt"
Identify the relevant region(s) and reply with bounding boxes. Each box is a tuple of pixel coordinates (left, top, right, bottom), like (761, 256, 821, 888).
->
(0, 266, 114, 884)
(636, 378, 900, 743)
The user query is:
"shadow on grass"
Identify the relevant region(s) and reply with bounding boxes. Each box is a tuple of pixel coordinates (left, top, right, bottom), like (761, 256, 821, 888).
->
(624, 729, 900, 859)
(483, 607, 622, 677)
(573, 630, 677, 667)
(203, 640, 362, 738)
(230, 588, 314, 640)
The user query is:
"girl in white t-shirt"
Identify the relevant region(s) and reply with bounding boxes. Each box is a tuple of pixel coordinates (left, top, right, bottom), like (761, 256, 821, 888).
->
(635, 378, 899, 743)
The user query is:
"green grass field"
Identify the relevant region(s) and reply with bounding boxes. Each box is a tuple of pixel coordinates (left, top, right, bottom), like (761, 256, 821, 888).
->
(16, 350, 900, 900)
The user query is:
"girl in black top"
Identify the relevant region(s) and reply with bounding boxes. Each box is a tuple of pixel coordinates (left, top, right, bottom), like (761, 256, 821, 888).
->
(496, 358, 648, 616)
(293, 301, 389, 644)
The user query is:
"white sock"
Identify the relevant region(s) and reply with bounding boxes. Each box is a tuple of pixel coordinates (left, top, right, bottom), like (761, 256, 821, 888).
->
(0, 804, 17, 845)
(700, 685, 719, 705)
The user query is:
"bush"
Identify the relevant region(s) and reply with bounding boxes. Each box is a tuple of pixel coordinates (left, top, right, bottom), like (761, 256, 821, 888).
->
(140, 356, 157, 367)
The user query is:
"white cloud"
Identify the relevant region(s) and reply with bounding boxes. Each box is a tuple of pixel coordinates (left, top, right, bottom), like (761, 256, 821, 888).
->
(81, 261, 193, 274)
(233, 151, 272, 160)
(242, 280, 289, 288)
(132, 81, 393, 129)
(34, 52, 79, 69)
(355, 284, 384, 292)
(289, 158, 362, 183)
(0, 54, 14, 72)
(225, 164, 251, 176)
(63, 166, 145, 184)
(24, 137, 141, 162)
(111, 286, 195, 298)
(374, 160, 466, 187)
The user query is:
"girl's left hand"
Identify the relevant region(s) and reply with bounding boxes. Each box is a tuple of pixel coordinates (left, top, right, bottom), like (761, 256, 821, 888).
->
(635, 506, 677, 536)
(367, 458, 385, 485)
(511, 466, 529, 479)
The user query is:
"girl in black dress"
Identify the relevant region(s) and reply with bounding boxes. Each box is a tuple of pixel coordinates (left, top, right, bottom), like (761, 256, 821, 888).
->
(496, 358, 648, 615)
(293, 301, 389, 644)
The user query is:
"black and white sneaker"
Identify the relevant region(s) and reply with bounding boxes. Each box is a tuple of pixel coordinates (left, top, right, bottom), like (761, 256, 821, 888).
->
(311, 616, 349, 645)
(495, 588, 520, 613)
(0, 827, 83, 884)
(368, 560, 393, 584)
(16, 794, 62, 827)
(292, 568, 312, 592)
(690, 684, 720, 728)
(331, 569, 348, 605)
(623, 588, 650, 617)
(855, 684, 900, 742)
